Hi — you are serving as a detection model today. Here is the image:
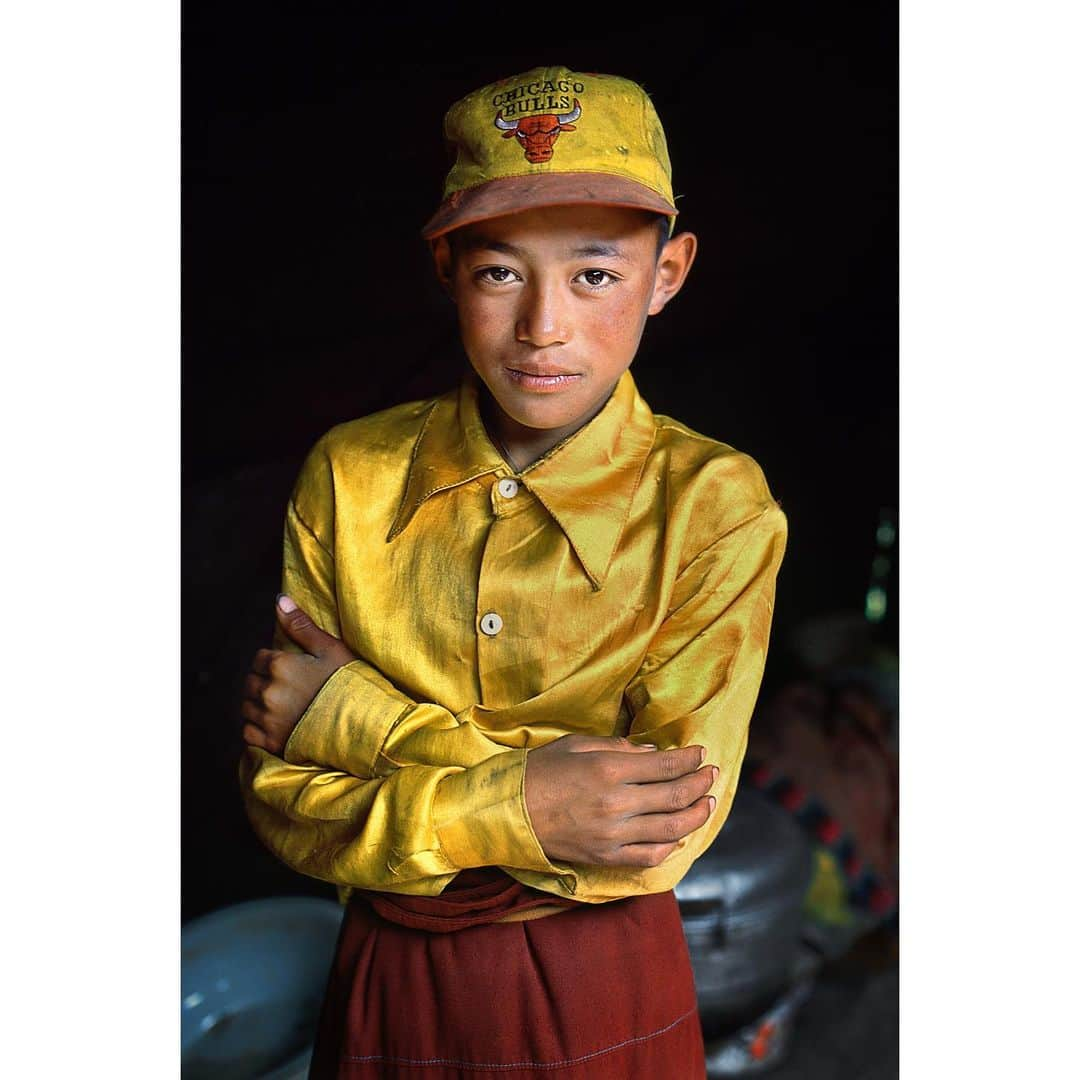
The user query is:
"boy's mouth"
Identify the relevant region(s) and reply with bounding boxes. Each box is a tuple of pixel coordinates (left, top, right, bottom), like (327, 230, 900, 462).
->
(504, 366, 583, 392)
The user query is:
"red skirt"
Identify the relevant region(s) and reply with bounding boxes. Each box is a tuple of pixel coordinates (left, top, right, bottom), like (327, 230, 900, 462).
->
(309, 869, 706, 1079)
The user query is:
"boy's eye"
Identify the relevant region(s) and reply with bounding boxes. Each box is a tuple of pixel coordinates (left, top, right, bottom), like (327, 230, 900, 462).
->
(576, 269, 617, 288)
(477, 266, 520, 284)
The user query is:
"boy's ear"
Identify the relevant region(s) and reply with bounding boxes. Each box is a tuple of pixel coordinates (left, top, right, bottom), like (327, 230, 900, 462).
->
(431, 237, 455, 299)
(648, 231, 698, 316)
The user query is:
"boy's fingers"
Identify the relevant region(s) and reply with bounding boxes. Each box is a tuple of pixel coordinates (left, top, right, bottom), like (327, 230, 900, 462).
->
(562, 735, 656, 754)
(242, 721, 286, 756)
(241, 723, 267, 749)
(611, 842, 678, 868)
(240, 699, 265, 732)
(623, 795, 715, 845)
(274, 595, 340, 658)
(242, 673, 270, 702)
(617, 745, 707, 784)
(625, 765, 717, 815)
(251, 649, 277, 677)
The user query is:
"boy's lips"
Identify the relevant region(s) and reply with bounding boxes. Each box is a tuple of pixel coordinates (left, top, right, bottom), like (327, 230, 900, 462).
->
(504, 366, 584, 392)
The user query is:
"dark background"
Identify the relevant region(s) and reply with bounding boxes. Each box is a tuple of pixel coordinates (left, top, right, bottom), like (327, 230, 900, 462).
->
(183, 5, 897, 922)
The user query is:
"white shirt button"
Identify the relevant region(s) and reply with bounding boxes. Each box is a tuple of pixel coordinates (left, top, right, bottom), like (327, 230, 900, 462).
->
(479, 611, 504, 636)
(497, 478, 519, 499)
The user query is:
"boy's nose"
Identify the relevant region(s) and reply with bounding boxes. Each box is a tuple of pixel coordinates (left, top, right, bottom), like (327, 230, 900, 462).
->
(515, 282, 571, 348)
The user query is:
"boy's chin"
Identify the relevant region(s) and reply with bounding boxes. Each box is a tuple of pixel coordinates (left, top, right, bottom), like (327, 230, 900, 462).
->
(486, 384, 598, 431)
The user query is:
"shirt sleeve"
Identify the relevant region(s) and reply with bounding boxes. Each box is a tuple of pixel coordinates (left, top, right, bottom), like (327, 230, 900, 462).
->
(560, 500, 788, 902)
(237, 487, 575, 894)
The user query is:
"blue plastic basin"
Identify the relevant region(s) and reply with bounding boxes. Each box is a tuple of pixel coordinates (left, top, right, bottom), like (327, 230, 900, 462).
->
(181, 897, 344, 1079)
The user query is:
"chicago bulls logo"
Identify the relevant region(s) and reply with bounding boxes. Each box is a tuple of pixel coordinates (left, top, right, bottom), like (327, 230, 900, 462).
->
(494, 99, 581, 163)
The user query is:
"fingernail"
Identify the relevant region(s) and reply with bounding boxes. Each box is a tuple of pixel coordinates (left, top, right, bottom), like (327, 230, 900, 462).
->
(708, 796, 716, 814)
(710, 766, 719, 784)
(699, 746, 706, 766)
(639, 743, 658, 750)
(277, 594, 297, 613)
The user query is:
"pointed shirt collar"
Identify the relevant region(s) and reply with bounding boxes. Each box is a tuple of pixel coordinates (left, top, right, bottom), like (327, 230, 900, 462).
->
(387, 368, 657, 590)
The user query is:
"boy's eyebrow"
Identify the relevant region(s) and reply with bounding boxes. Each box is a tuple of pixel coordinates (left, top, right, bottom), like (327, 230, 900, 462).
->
(457, 236, 525, 257)
(459, 236, 629, 261)
(568, 242, 628, 261)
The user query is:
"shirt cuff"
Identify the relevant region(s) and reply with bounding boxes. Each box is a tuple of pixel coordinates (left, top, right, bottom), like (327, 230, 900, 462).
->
(283, 660, 412, 777)
(432, 747, 578, 888)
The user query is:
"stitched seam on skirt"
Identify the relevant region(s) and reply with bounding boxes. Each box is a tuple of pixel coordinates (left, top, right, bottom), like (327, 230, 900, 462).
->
(339, 1005, 697, 1071)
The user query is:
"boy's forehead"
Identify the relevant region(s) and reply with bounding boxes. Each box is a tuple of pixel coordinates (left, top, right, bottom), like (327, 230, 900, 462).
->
(450, 206, 660, 258)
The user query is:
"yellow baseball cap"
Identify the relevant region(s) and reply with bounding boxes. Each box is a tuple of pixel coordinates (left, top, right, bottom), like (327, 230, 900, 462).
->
(421, 65, 678, 240)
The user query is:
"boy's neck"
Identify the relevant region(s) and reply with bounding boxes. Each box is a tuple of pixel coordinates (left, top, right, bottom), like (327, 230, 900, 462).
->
(478, 384, 614, 473)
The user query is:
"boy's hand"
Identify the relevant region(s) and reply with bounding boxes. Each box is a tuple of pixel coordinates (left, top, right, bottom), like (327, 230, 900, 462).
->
(523, 735, 718, 869)
(240, 596, 356, 755)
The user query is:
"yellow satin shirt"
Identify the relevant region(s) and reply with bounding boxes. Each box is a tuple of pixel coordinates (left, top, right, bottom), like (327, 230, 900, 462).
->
(238, 367, 787, 904)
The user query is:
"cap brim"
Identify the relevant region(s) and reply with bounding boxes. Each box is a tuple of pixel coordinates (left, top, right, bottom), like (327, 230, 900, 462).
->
(421, 172, 677, 240)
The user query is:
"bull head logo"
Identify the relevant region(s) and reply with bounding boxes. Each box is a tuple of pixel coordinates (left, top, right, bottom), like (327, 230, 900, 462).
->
(494, 99, 581, 163)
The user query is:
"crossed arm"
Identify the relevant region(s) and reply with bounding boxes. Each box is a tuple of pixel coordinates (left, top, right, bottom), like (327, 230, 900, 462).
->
(238, 495, 786, 900)
(243, 594, 717, 866)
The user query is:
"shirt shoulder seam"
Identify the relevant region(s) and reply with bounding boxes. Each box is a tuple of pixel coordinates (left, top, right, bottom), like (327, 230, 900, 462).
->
(676, 501, 781, 582)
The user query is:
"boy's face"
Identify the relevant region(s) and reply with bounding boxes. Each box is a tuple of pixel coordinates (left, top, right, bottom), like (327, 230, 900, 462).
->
(432, 204, 696, 438)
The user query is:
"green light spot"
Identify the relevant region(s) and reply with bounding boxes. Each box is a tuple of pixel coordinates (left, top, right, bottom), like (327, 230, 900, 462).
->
(876, 522, 897, 547)
(865, 586, 887, 622)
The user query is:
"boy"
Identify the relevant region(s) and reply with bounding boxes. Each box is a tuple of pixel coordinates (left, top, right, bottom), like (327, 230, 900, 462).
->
(239, 65, 787, 1078)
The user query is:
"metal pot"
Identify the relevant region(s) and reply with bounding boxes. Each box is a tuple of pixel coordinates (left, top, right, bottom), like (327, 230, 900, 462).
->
(676, 787, 813, 1031)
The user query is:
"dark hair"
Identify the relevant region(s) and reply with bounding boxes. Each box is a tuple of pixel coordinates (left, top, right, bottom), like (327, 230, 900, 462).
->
(650, 213, 672, 260)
